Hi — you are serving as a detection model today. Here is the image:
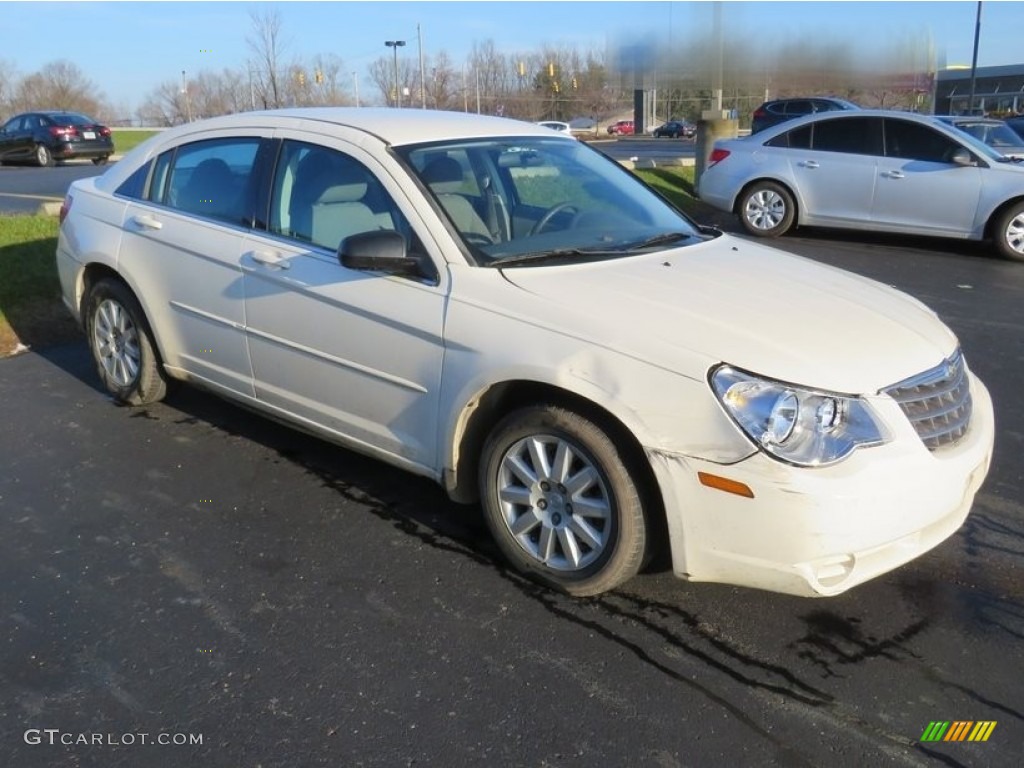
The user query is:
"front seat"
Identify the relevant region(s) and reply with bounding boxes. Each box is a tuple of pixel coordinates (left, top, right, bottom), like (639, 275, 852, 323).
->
(311, 164, 394, 252)
(421, 156, 493, 242)
(180, 158, 236, 221)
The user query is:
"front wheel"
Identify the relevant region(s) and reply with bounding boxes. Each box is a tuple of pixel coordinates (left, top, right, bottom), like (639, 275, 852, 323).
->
(739, 181, 796, 237)
(479, 405, 647, 596)
(993, 202, 1024, 262)
(85, 278, 168, 405)
(35, 144, 54, 167)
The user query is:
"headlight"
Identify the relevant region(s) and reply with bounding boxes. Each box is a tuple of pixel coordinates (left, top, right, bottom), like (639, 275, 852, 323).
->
(711, 366, 889, 467)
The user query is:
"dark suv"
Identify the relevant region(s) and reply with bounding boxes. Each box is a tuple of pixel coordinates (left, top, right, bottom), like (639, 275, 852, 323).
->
(750, 97, 859, 134)
(0, 111, 114, 167)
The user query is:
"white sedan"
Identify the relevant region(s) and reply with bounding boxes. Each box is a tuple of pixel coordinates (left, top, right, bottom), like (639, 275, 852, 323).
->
(57, 108, 994, 597)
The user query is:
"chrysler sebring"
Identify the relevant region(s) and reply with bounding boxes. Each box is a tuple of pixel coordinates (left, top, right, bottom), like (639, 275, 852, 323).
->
(57, 109, 994, 597)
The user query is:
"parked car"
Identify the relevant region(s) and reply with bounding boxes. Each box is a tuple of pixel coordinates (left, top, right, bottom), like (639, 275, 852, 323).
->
(1006, 115, 1024, 141)
(57, 108, 993, 598)
(606, 119, 634, 135)
(750, 97, 859, 134)
(0, 110, 113, 167)
(935, 116, 1024, 160)
(653, 120, 695, 139)
(698, 109, 1024, 261)
(536, 120, 576, 139)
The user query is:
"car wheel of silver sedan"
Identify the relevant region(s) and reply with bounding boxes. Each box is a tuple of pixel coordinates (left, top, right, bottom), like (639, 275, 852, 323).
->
(480, 405, 647, 596)
(85, 278, 169, 405)
(739, 180, 795, 237)
(994, 202, 1024, 262)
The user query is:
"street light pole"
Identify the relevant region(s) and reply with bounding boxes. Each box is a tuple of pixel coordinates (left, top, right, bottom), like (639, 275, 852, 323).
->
(418, 24, 426, 109)
(967, 1, 983, 114)
(385, 40, 406, 107)
(352, 71, 360, 108)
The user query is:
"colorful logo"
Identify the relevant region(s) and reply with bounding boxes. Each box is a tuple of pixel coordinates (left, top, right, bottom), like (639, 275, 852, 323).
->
(920, 721, 996, 742)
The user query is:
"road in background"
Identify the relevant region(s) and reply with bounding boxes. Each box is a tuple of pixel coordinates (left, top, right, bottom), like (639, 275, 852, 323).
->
(1, 231, 1021, 767)
(0, 162, 106, 213)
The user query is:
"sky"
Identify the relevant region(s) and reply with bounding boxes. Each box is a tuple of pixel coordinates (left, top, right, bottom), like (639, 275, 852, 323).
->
(3, 0, 1023, 112)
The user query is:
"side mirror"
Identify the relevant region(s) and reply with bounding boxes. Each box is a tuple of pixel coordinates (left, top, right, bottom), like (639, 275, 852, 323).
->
(339, 230, 425, 277)
(950, 148, 975, 167)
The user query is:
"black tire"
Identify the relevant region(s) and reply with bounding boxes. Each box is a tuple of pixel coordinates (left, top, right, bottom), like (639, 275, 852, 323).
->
(993, 201, 1024, 262)
(84, 278, 168, 405)
(92, 156, 109, 166)
(35, 144, 54, 168)
(479, 405, 647, 596)
(738, 180, 796, 237)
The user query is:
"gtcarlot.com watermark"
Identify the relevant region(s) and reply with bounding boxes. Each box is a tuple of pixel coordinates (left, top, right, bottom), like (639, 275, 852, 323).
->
(24, 729, 203, 747)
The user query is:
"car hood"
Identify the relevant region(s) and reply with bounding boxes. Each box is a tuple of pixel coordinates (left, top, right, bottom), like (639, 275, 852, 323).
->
(500, 235, 958, 394)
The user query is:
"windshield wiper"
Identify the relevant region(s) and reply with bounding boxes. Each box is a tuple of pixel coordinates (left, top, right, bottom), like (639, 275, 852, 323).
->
(619, 231, 693, 250)
(490, 248, 618, 268)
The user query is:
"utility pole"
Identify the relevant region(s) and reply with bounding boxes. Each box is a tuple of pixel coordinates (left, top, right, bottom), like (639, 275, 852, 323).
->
(418, 24, 426, 109)
(181, 70, 193, 123)
(352, 71, 360, 107)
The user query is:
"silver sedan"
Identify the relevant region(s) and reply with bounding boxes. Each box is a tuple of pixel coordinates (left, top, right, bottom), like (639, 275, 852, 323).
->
(697, 109, 1024, 261)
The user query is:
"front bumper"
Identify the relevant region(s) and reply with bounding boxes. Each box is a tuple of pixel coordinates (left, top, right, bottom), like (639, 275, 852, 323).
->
(649, 372, 995, 597)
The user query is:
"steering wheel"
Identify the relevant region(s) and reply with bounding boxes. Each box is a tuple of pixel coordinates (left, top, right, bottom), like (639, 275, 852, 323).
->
(529, 202, 579, 236)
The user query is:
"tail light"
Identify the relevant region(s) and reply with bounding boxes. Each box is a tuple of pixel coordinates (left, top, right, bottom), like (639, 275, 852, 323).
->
(753, 107, 767, 119)
(59, 194, 73, 225)
(49, 125, 79, 138)
(99, 127, 111, 137)
(709, 148, 731, 167)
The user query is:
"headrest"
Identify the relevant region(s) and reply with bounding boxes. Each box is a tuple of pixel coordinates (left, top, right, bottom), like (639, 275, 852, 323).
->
(421, 156, 464, 194)
(316, 182, 368, 204)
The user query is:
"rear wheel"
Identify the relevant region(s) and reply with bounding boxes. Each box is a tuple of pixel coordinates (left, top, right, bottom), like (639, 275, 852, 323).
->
(92, 156, 109, 166)
(85, 278, 168, 405)
(993, 202, 1024, 262)
(479, 405, 647, 596)
(739, 180, 795, 237)
(35, 144, 54, 167)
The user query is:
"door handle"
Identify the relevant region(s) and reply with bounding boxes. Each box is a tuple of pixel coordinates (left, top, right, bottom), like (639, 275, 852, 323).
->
(884, 170, 905, 179)
(798, 160, 819, 169)
(248, 249, 291, 269)
(130, 214, 163, 230)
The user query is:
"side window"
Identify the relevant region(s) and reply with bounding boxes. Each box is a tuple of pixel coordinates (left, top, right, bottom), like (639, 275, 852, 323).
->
(765, 125, 811, 149)
(4, 117, 24, 132)
(269, 140, 408, 252)
(115, 160, 152, 200)
(785, 100, 814, 116)
(810, 117, 882, 155)
(163, 138, 260, 225)
(149, 150, 174, 204)
(885, 119, 962, 163)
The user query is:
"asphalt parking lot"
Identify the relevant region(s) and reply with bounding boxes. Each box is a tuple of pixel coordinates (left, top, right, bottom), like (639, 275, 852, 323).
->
(2, 226, 1022, 767)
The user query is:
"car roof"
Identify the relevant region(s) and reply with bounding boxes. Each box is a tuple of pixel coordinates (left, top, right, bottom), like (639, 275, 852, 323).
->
(92, 108, 566, 192)
(157, 108, 556, 148)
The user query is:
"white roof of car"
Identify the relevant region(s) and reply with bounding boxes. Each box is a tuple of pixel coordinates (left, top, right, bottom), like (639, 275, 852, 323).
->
(179, 108, 553, 146)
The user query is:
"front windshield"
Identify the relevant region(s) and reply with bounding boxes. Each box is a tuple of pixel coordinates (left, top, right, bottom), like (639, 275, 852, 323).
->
(954, 121, 1024, 149)
(397, 137, 701, 265)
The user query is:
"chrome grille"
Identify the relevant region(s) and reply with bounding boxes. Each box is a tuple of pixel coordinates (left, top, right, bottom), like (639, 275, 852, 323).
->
(884, 349, 972, 451)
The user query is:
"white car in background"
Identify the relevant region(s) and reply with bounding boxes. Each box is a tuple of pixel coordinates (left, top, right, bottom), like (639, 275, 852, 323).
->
(697, 109, 1024, 261)
(536, 120, 576, 139)
(57, 108, 993, 597)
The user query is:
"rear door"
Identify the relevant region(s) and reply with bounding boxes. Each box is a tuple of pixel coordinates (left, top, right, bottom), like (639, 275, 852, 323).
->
(116, 133, 272, 395)
(787, 116, 882, 226)
(872, 118, 982, 236)
(0, 116, 30, 160)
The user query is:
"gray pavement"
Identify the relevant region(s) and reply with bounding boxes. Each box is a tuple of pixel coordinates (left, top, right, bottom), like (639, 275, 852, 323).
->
(1, 233, 1023, 767)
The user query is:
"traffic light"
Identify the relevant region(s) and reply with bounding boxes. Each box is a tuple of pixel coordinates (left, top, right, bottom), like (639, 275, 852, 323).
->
(572, 76, 578, 90)
(518, 61, 525, 77)
(315, 70, 323, 84)
(553, 81, 560, 94)
(297, 71, 306, 86)
(548, 62, 554, 78)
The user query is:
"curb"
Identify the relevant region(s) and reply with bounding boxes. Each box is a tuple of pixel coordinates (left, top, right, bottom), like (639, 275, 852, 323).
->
(618, 157, 695, 170)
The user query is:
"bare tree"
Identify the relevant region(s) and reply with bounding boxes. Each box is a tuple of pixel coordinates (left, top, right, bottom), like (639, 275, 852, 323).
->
(9, 60, 107, 116)
(247, 9, 287, 108)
